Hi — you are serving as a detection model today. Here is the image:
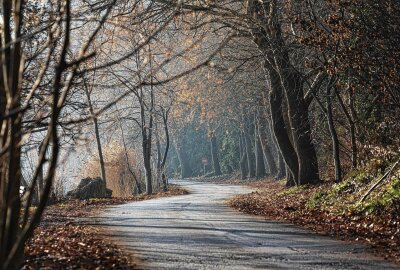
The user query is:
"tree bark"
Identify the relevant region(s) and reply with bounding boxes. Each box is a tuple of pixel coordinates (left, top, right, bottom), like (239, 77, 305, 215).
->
(286, 165, 296, 187)
(160, 109, 170, 191)
(84, 83, 107, 186)
(37, 141, 44, 201)
(140, 87, 153, 195)
(336, 87, 358, 169)
(116, 106, 142, 194)
(175, 142, 192, 179)
(143, 45, 155, 195)
(255, 120, 267, 178)
(143, 138, 152, 195)
(349, 88, 358, 168)
(326, 78, 342, 182)
(267, 63, 299, 183)
(243, 116, 256, 178)
(156, 133, 162, 191)
(257, 111, 278, 177)
(276, 54, 320, 185)
(239, 132, 248, 180)
(248, 0, 319, 185)
(276, 149, 286, 179)
(210, 134, 222, 176)
(0, 5, 24, 266)
(267, 117, 286, 179)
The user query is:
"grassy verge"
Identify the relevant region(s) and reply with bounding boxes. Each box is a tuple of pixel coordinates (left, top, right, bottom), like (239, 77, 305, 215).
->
(229, 161, 400, 264)
(22, 185, 188, 269)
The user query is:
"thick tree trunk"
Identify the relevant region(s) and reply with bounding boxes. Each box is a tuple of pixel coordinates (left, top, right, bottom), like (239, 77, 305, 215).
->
(210, 134, 222, 176)
(0, 21, 24, 267)
(267, 63, 299, 183)
(326, 79, 342, 182)
(276, 55, 320, 185)
(239, 132, 248, 180)
(248, 1, 318, 185)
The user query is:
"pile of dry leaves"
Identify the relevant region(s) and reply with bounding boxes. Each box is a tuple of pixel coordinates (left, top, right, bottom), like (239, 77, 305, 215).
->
(229, 179, 400, 264)
(22, 185, 188, 269)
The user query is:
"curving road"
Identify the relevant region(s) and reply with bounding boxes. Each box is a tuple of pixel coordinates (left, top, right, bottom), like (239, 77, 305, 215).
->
(92, 180, 398, 270)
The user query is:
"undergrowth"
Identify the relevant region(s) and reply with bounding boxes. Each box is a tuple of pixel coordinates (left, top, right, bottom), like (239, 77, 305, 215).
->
(306, 158, 400, 218)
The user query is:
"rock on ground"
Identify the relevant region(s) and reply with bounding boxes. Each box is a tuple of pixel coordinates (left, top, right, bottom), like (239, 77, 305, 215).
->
(67, 177, 112, 200)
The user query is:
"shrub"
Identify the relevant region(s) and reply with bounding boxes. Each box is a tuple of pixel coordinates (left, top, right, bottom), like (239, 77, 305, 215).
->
(81, 141, 142, 197)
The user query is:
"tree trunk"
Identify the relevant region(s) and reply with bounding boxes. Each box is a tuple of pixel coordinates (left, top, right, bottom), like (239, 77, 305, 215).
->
(143, 46, 155, 195)
(156, 134, 162, 191)
(276, 149, 286, 179)
(255, 121, 266, 178)
(276, 54, 320, 185)
(349, 88, 358, 168)
(243, 119, 256, 178)
(140, 87, 153, 195)
(326, 78, 342, 182)
(336, 87, 358, 169)
(267, 117, 286, 179)
(116, 106, 142, 194)
(248, 1, 318, 185)
(210, 134, 222, 176)
(36, 141, 44, 202)
(267, 63, 299, 183)
(161, 109, 170, 191)
(175, 142, 192, 179)
(84, 84, 107, 186)
(143, 139, 153, 195)
(286, 165, 296, 187)
(257, 112, 278, 177)
(239, 132, 248, 180)
(0, 14, 23, 267)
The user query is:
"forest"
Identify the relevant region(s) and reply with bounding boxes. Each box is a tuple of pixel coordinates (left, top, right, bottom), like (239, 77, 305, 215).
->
(0, 0, 399, 269)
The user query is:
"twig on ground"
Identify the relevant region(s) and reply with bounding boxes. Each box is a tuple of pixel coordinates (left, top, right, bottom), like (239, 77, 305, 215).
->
(360, 159, 400, 203)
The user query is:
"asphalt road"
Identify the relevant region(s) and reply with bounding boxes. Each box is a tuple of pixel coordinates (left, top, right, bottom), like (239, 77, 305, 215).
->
(92, 180, 398, 270)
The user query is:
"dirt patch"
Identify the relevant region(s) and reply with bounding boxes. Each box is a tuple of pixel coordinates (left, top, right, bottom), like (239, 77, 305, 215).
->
(22, 185, 188, 269)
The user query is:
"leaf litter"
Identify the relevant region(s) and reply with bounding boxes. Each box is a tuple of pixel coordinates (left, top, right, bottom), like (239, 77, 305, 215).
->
(228, 179, 400, 264)
(22, 185, 188, 269)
